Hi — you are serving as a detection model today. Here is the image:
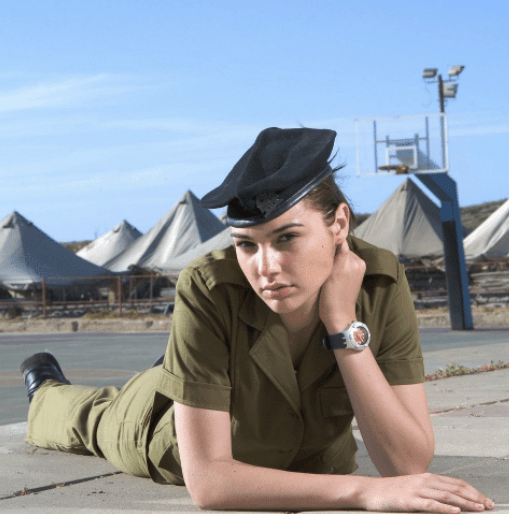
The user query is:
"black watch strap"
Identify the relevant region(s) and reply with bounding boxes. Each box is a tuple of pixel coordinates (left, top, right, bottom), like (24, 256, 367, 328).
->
(322, 332, 348, 350)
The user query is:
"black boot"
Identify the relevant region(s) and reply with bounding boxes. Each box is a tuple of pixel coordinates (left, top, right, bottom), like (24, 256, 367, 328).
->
(20, 352, 71, 403)
(152, 354, 164, 367)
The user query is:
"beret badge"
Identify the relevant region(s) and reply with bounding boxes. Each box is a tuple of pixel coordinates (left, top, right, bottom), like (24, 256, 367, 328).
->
(254, 192, 283, 217)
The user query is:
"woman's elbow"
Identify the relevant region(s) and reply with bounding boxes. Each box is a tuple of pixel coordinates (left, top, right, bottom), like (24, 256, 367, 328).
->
(184, 468, 229, 510)
(404, 424, 435, 475)
(382, 437, 435, 477)
(193, 493, 220, 511)
(421, 427, 436, 471)
(190, 486, 223, 511)
(404, 454, 433, 476)
(401, 439, 436, 476)
(192, 486, 231, 511)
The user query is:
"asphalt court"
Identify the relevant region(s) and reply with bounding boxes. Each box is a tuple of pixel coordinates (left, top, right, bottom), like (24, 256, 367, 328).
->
(419, 327, 509, 374)
(1, 332, 169, 426)
(1, 327, 508, 426)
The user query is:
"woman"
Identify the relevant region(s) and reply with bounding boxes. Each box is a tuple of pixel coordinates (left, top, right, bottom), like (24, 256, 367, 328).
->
(22, 127, 493, 512)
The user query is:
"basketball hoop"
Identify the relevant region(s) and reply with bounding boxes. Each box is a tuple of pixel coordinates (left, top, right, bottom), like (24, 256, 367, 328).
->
(377, 165, 409, 175)
(355, 113, 449, 177)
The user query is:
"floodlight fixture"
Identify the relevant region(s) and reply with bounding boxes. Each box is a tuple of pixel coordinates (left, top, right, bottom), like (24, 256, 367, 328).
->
(448, 65, 465, 77)
(442, 83, 459, 98)
(423, 68, 438, 79)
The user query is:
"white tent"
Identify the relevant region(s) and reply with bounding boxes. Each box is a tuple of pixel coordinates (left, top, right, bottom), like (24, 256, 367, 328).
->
(219, 209, 228, 225)
(0, 211, 110, 291)
(353, 178, 444, 259)
(104, 190, 225, 272)
(158, 226, 234, 278)
(463, 198, 509, 260)
(77, 220, 142, 267)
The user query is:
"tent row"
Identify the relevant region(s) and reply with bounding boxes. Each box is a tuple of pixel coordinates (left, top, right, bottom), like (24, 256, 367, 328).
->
(0, 190, 235, 297)
(2, 182, 507, 298)
(353, 178, 509, 262)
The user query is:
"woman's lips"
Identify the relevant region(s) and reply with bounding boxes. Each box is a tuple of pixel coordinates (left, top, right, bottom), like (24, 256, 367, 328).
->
(262, 285, 294, 299)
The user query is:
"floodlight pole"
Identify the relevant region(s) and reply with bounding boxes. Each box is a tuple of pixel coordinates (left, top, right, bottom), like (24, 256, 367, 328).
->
(437, 74, 446, 114)
(417, 68, 473, 330)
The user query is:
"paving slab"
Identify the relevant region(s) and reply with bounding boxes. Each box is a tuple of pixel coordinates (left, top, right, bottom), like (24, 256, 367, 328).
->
(0, 423, 119, 499)
(431, 417, 509, 458)
(0, 471, 201, 513)
(425, 369, 509, 413)
(437, 402, 509, 417)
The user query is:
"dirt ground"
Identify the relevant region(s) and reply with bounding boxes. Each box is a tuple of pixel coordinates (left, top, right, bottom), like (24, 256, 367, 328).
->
(0, 316, 172, 333)
(416, 306, 509, 328)
(0, 307, 508, 333)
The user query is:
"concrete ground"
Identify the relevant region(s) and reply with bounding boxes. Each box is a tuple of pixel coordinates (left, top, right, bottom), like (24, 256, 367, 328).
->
(1, 329, 509, 513)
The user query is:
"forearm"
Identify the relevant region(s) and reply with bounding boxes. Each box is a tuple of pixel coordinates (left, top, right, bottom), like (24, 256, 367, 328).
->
(186, 457, 367, 511)
(187, 454, 494, 514)
(334, 348, 434, 476)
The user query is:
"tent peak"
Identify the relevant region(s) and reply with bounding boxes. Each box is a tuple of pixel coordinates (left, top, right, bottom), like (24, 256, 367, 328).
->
(113, 220, 137, 233)
(2, 211, 33, 229)
(178, 190, 199, 204)
(103, 189, 223, 272)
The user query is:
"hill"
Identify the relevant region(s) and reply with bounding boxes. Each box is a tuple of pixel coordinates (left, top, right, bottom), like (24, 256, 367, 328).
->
(61, 240, 92, 253)
(460, 198, 507, 235)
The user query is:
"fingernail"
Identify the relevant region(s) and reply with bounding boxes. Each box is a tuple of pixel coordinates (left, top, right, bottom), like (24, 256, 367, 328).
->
(486, 499, 495, 508)
(476, 504, 485, 510)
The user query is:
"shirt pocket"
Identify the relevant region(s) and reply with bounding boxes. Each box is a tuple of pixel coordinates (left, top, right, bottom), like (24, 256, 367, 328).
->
(320, 387, 354, 417)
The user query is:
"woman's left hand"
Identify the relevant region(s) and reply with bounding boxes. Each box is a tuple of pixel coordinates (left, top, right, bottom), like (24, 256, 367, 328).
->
(319, 239, 366, 334)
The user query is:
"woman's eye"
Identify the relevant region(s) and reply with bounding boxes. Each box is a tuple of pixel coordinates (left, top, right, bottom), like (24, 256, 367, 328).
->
(278, 233, 296, 244)
(235, 241, 255, 249)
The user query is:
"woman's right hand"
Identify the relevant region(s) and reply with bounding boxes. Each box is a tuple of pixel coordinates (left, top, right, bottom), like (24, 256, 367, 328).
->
(358, 473, 494, 513)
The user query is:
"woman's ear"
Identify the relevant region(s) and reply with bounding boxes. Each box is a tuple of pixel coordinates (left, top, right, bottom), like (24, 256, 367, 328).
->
(333, 203, 350, 244)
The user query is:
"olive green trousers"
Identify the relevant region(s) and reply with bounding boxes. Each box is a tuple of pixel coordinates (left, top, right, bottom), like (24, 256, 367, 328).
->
(26, 366, 183, 485)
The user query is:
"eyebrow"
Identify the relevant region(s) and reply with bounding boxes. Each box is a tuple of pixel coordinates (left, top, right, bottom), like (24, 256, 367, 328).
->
(231, 222, 304, 240)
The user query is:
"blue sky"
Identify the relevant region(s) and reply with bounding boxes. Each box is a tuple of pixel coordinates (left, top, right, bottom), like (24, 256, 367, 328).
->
(2, 0, 508, 242)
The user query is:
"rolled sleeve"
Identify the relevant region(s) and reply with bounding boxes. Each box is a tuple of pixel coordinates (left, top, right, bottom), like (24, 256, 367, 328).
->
(376, 263, 424, 385)
(159, 368, 231, 411)
(163, 266, 233, 411)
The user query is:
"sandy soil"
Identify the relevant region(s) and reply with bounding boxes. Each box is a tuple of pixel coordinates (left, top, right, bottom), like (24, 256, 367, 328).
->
(0, 317, 172, 333)
(0, 308, 508, 333)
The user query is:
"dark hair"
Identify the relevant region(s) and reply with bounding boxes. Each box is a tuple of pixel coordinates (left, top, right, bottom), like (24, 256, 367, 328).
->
(303, 167, 356, 232)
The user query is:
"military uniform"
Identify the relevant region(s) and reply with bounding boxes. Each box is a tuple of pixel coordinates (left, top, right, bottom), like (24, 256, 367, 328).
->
(26, 236, 424, 485)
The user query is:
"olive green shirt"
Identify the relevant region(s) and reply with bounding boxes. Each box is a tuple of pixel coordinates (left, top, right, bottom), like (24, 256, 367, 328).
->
(149, 236, 424, 483)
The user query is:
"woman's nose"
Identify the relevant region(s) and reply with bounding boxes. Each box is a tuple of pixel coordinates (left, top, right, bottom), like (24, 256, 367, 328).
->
(257, 247, 280, 277)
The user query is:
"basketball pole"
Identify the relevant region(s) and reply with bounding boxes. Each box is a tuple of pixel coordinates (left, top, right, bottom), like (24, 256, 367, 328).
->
(416, 71, 473, 330)
(416, 173, 473, 330)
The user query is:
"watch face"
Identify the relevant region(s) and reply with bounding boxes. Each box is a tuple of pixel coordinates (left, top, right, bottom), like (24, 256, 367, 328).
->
(352, 326, 368, 347)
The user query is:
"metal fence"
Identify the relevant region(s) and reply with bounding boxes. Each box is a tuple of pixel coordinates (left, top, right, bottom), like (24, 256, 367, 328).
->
(1, 261, 508, 319)
(405, 259, 509, 310)
(0, 273, 176, 319)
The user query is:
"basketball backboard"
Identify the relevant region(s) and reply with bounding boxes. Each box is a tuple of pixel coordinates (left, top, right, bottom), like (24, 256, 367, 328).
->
(355, 113, 449, 177)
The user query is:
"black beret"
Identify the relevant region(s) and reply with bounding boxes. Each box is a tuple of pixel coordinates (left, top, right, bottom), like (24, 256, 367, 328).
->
(201, 127, 336, 227)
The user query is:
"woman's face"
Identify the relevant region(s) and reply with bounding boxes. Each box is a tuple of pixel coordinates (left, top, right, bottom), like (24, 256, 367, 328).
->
(232, 200, 350, 319)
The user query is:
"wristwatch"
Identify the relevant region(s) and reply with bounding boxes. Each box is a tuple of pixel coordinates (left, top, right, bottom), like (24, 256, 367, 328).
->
(322, 321, 371, 351)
